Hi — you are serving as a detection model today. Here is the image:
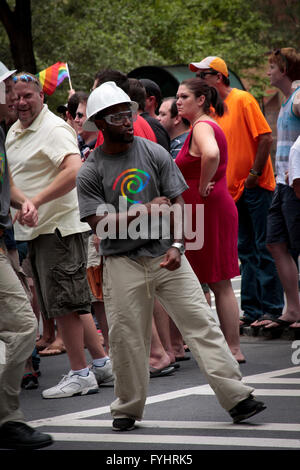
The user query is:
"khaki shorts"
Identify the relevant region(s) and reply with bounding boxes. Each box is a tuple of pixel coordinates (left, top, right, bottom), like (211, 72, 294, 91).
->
(28, 229, 91, 319)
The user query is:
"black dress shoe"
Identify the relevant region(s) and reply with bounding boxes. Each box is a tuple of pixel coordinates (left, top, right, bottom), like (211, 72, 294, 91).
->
(229, 394, 266, 423)
(0, 421, 53, 450)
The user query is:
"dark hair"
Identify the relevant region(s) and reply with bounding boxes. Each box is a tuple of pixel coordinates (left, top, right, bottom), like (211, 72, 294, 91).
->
(168, 98, 190, 126)
(67, 91, 88, 118)
(181, 78, 225, 117)
(269, 47, 300, 82)
(127, 78, 146, 111)
(94, 69, 130, 94)
(139, 78, 162, 109)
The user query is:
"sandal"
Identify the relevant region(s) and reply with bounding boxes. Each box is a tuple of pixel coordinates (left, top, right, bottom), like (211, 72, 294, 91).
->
(239, 316, 253, 326)
(251, 313, 280, 329)
(263, 318, 295, 330)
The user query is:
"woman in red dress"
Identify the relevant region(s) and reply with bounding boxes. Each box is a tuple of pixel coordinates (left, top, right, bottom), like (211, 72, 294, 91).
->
(175, 78, 245, 363)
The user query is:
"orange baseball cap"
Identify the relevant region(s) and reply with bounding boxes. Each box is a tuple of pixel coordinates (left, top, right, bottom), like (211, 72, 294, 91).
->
(189, 56, 229, 78)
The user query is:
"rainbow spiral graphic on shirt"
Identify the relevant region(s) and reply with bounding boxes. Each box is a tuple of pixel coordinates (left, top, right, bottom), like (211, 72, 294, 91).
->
(113, 168, 150, 204)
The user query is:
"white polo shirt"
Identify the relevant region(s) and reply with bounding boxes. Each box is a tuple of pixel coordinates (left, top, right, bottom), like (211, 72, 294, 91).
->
(6, 104, 90, 240)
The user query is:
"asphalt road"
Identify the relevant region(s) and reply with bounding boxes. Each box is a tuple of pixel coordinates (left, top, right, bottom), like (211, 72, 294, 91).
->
(5, 276, 300, 460)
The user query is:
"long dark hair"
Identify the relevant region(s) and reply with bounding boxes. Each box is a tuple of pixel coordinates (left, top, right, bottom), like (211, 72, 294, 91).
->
(181, 78, 225, 117)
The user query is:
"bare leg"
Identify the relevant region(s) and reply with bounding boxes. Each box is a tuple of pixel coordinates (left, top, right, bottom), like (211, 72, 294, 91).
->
(209, 279, 245, 363)
(169, 318, 186, 358)
(149, 317, 171, 369)
(153, 299, 176, 363)
(92, 301, 109, 353)
(80, 313, 107, 359)
(56, 312, 87, 371)
(36, 316, 56, 350)
(264, 243, 300, 328)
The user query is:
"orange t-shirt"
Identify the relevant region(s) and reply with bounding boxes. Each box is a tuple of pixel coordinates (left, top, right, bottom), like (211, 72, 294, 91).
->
(215, 88, 275, 201)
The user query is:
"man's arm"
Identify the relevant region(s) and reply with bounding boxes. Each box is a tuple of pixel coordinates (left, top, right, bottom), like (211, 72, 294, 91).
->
(84, 196, 172, 235)
(292, 89, 300, 117)
(31, 153, 82, 209)
(244, 132, 273, 189)
(293, 178, 300, 199)
(160, 194, 185, 271)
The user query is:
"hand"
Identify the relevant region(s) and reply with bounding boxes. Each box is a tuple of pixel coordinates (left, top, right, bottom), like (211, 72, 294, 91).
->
(93, 234, 101, 252)
(13, 199, 38, 227)
(200, 181, 215, 198)
(285, 170, 289, 184)
(145, 196, 171, 215)
(160, 247, 181, 271)
(244, 174, 259, 189)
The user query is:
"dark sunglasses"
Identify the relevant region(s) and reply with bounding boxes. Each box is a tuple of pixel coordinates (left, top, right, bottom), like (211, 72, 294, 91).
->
(75, 112, 84, 119)
(197, 71, 218, 79)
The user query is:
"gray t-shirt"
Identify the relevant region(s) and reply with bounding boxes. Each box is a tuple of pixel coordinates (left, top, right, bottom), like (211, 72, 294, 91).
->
(0, 126, 11, 231)
(76, 136, 188, 257)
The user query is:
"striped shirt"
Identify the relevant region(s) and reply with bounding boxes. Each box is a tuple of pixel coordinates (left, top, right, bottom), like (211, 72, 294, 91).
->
(276, 86, 300, 184)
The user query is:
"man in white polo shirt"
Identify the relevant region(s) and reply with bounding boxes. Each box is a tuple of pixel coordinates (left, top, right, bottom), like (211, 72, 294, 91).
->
(6, 72, 113, 399)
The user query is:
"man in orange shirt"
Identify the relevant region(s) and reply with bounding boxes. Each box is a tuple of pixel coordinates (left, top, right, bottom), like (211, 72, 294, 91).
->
(189, 56, 284, 327)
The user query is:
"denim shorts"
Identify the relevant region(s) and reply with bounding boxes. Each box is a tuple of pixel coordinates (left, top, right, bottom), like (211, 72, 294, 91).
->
(266, 184, 300, 256)
(28, 229, 91, 319)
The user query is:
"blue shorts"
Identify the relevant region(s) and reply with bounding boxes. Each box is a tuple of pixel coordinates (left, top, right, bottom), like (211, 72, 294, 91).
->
(266, 184, 300, 256)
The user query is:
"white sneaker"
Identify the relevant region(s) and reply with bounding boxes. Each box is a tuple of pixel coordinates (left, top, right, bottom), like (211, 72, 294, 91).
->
(91, 359, 114, 385)
(42, 370, 99, 399)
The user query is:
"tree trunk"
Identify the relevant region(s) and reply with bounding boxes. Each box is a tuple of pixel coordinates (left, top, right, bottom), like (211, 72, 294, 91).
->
(0, 0, 36, 73)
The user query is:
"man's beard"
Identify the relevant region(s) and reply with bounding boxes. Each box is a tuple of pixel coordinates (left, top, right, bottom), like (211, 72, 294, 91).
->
(107, 127, 134, 144)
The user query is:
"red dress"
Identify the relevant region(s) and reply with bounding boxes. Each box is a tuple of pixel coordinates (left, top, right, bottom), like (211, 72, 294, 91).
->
(175, 120, 240, 283)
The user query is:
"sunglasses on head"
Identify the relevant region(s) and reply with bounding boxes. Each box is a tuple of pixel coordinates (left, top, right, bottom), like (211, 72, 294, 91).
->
(13, 74, 40, 86)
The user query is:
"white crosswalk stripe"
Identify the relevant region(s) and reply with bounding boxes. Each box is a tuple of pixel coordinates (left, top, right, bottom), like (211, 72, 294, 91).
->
(29, 367, 300, 449)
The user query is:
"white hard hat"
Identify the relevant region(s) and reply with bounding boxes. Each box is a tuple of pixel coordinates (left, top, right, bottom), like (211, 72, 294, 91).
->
(83, 81, 138, 131)
(0, 61, 16, 83)
(0, 61, 16, 104)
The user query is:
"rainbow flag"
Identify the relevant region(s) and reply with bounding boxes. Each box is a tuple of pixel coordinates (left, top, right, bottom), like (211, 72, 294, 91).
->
(37, 62, 70, 95)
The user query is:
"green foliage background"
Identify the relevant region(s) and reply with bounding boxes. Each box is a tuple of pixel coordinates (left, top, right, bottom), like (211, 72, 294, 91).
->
(0, 0, 299, 111)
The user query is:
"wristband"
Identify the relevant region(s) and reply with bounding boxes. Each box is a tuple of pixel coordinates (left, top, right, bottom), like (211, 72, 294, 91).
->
(249, 168, 262, 177)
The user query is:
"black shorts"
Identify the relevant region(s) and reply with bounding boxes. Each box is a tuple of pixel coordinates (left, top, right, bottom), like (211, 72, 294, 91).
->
(266, 184, 300, 256)
(28, 229, 91, 319)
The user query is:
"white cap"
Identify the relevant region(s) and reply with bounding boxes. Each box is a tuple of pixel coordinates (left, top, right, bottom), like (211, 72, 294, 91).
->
(83, 81, 138, 132)
(0, 61, 16, 83)
(189, 56, 229, 77)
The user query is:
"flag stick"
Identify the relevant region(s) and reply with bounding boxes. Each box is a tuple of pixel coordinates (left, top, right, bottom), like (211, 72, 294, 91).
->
(66, 63, 73, 90)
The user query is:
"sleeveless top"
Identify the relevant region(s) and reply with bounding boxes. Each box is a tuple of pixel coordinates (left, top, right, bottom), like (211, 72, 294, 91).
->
(276, 86, 300, 184)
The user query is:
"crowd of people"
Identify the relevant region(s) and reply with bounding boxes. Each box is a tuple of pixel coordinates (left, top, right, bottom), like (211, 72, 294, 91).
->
(0, 46, 300, 448)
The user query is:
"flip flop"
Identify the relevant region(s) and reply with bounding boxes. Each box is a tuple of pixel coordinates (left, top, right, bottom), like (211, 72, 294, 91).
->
(149, 365, 175, 378)
(169, 362, 180, 369)
(263, 318, 295, 330)
(39, 345, 66, 357)
(251, 313, 280, 329)
(175, 356, 190, 362)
